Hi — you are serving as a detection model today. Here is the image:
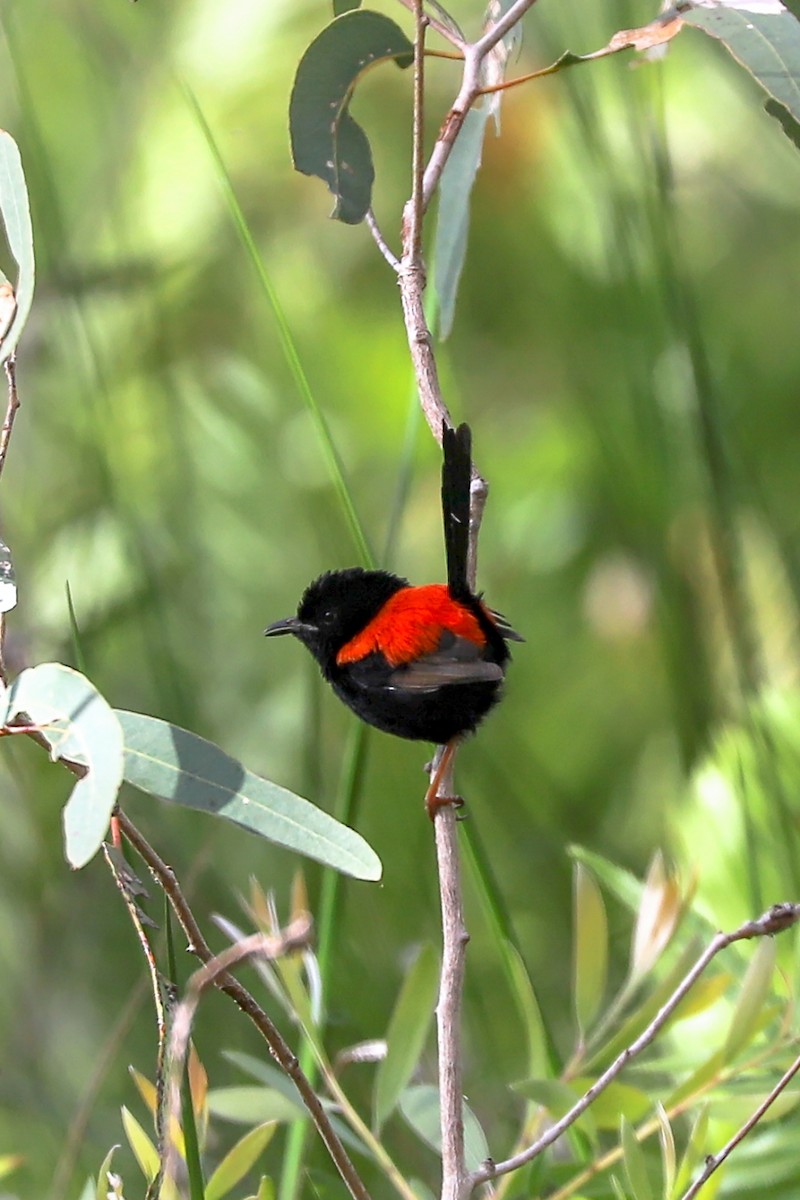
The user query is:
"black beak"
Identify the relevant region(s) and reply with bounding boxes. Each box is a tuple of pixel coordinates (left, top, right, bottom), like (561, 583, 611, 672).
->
(264, 616, 316, 638)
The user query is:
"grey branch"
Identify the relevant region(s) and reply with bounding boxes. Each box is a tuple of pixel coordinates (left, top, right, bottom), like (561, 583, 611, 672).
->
(468, 903, 800, 1191)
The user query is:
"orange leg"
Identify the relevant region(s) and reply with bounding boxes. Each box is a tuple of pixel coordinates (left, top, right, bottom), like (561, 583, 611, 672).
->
(424, 740, 463, 820)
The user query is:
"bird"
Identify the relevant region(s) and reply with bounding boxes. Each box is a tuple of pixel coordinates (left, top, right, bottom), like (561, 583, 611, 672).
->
(264, 423, 522, 815)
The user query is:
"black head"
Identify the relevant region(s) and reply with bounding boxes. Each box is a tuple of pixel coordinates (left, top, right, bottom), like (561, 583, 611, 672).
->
(265, 567, 408, 670)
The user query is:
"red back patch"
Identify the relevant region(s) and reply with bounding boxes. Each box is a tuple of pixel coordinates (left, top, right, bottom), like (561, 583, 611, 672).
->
(336, 584, 486, 668)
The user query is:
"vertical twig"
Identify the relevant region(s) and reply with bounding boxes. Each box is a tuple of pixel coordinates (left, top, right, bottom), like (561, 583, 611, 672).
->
(0, 356, 20, 480)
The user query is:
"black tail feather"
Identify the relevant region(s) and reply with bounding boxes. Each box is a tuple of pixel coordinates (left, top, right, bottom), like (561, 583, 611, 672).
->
(442, 422, 472, 597)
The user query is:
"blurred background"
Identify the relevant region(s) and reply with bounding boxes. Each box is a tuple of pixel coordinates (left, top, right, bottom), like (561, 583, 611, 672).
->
(1, 0, 800, 1195)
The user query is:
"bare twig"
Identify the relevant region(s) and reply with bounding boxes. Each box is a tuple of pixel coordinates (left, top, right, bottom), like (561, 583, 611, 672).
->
(162, 919, 313, 1195)
(468, 903, 800, 1191)
(409, 4, 427, 266)
(115, 810, 374, 1200)
(366, 209, 400, 271)
(434, 799, 469, 1200)
(0, 356, 20, 480)
(395, 0, 466, 50)
(679, 1047, 800, 1200)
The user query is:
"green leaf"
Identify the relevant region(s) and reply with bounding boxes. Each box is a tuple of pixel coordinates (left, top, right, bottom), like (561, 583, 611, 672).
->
(655, 1104, 675, 1200)
(289, 11, 414, 224)
(684, 7, 800, 125)
(434, 107, 491, 340)
(573, 862, 608, 1036)
(206, 1122, 276, 1200)
(724, 937, 776, 1059)
(672, 1106, 708, 1198)
(766, 96, 800, 152)
(334, 0, 361, 11)
(0, 129, 34, 360)
(374, 943, 439, 1130)
(503, 940, 550, 1078)
(207, 1087, 304, 1125)
(621, 1116, 653, 1200)
(4, 663, 124, 868)
(121, 1105, 159, 1182)
(569, 845, 643, 913)
(399, 1084, 489, 1172)
(115, 710, 382, 881)
(94, 1146, 118, 1200)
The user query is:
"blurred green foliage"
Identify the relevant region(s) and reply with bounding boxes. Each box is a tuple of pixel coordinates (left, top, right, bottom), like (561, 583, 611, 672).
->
(2, 0, 800, 1196)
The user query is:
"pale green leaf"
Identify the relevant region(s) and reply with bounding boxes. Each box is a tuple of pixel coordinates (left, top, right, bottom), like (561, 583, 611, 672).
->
(206, 1122, 276, 1200)
(655, 1104, 675, 1200)
(374, 943, 439, 1131)
(399, 1084, 489, 1172)
(208, 1087, 304, 1125)
(671, 1106, 708, 1198)
(0, 129, 34, 360)
(621, 1115, 653, 1200)
(5, 663, 124, 868)
(116, 710, 381, 880)
(724, 938, 776, 1059)
(503, 939, 550, 1078)
(569, 845, 643, 912)
(573, 862, 608, 1035)
(121, 1106, 159, 1182)
(434, 107, 491, 340)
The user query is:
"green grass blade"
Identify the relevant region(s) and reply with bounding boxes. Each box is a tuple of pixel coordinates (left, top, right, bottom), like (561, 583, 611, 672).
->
(182, 84, 373, 569)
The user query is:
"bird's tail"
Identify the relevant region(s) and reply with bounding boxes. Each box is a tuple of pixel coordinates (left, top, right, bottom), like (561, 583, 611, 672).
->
(441, 422, 472, 598)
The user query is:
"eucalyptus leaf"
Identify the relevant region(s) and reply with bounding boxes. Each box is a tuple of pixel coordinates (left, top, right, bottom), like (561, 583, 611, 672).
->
(434, 107, 491, 340)
(5, 663, 124, 868)
(0, 130, 34, 360)
(684, 6, 800, 124)
(289, 12, 413, 223)
(116, 710, 381, 880)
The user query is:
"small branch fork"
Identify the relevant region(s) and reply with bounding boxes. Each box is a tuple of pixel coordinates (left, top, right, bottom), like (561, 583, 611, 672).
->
(467, 903, 800, 1195)
(112, 810, 374, 1200)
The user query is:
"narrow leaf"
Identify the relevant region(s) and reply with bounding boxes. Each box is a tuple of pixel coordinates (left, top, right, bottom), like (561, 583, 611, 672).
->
(573, 862, 608, 1035)
(655, 1104, 676, 1200)
(5, 664, 124, 868)
(630, 852, 683, 982)
(374, 943, 439, 1130)
(399, 1084, 489, 1172)
(434, 107, 491, 339)
(672, 1106, 709, 1198)
(0, 536, 16, 614)
(208, 1087, 304, 1125)
(206, 1122, 276, 1200)
(289, 12, 413, 223)
(503, 940, 550, 1078)
(0, 130, 34, 360)
(116, 710, 381, 881)
(724, 937, 776, 1058)
(621, 1116, 653, 1200)
(121, 1106, 159, 1182)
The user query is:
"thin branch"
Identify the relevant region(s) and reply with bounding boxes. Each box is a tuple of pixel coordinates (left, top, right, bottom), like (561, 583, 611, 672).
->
(473, 0, 539, 57)
(162, 920, 313, 1195)
(0, 356, 20, 480)
(366, 209, 401, 272)
(395, 0, 466, 50)
(679, 1048, 800, 1200)
(435, 800, 469, 1200)
(409, 3, 428, 267)
(115, 810, 374, 1200)
(468, 903, 800, 1191)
